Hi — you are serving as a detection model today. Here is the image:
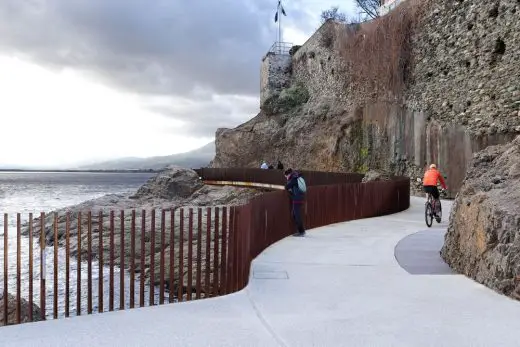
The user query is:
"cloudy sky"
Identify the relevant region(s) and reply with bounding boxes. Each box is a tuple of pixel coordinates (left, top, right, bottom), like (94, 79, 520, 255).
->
(0, 0, 356, 168)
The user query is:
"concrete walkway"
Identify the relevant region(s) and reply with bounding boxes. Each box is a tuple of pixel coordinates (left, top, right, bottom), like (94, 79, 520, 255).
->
(2, 197, 519, 346)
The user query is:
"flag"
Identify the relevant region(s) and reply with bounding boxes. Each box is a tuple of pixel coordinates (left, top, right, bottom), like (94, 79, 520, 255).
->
(274, 0, 286, 22)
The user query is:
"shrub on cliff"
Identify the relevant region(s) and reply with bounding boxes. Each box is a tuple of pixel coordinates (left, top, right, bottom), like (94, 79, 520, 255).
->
(289, 45, 301, 56)
(262, 84, 310, 115)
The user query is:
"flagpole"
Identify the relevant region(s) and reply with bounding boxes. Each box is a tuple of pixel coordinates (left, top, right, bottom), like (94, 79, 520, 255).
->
(278, 1, 281, 53)
(277, 0, 282, 54)
(275, 0, 285, 54)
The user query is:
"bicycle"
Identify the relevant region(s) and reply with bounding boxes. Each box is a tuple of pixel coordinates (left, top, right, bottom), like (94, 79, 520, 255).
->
(425, 192, 442, 227)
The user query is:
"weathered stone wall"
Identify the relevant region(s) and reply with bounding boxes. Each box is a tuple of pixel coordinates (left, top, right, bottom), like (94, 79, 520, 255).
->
(291, 21, 348, 103)
(259, 53, 292, 107)
(409, 0, 520, 137)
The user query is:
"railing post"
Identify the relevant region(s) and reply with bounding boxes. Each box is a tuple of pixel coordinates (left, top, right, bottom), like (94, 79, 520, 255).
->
(87, 211, 93, 315)
(196, 208, 202, 299)
(76, 212, 82, 316)
(205, 208, 211, 297)
(65, 212, 70, 317)
(98, 211, 104, 313)
(177, 208, 184, 302)
(187, 208, 194, 301)
(16, 213, 22, 324)
(120, 210, 125, 311)
(220, 207, 228, 295)
(169, 209, 175, 304)
(149, 209, 156, 306)
(109, 211, 114, 312)
(139, 210, 145, 308)
(40, 212, 46, 321)
(159, 209, 166, 305)
(28, 213, 34, 322)
(130, 210, 136, 309)
(213, 207, 220, 297)
(52, 213, 58, 320)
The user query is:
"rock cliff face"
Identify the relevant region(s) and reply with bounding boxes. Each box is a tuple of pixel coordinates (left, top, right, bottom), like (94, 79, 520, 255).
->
(441, 136, 520, 300)
(212, 0, 520, 197)
(131, 166, 203, 200)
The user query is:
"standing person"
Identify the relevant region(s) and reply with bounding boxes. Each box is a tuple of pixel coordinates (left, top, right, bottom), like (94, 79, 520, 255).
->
(277, 160, 284, 170)
(422, 164, 447, 214)
(260, 161, 268, 169)
(284, 168, 306, 237)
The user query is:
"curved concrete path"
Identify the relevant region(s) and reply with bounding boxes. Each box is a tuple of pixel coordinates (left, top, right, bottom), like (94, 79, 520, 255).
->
(2, 197, 519, 346)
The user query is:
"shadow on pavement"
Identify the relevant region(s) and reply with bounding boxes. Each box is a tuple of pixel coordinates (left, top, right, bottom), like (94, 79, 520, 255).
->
(394, 229, 454, 275)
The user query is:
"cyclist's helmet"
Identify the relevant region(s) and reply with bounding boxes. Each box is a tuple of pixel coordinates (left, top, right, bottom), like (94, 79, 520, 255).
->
(429, 164, 437, 169)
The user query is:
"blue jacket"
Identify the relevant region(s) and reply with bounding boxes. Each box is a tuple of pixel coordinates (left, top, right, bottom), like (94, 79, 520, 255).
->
(285, 172, 305, 204)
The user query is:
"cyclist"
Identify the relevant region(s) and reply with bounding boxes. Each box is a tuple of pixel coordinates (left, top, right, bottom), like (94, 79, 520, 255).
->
(423, 164, 447, 215)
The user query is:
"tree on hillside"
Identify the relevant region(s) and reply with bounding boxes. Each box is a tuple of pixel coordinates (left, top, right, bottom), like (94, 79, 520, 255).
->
(354, 0, 381, 19)
(320, 6, 347, 24)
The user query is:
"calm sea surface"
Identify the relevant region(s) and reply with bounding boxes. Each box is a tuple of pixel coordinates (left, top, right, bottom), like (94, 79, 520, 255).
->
(0, 171, 160, 318)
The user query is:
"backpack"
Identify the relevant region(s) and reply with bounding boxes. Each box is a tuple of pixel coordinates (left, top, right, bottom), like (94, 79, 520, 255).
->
(297, 176, 307, 193)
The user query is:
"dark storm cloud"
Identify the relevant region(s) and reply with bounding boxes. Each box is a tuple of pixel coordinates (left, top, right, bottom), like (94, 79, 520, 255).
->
(150, 94, 259, 137)
(0, 0, 309, 97)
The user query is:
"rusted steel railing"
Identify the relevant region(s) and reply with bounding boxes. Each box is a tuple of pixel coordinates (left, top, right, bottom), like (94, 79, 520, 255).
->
(0, 169, 409, 327)
(0, 207, 229, 326)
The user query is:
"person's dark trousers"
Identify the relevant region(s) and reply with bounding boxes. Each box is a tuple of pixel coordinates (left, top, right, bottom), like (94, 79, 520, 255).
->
(292, 203, 305, 234)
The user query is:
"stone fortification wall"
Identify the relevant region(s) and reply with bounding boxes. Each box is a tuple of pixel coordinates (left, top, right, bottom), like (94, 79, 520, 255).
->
(215, 0, 520, 197)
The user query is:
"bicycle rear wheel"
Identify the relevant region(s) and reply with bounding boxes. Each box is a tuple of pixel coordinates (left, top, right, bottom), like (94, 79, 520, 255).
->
(425, 202, 433, 227)
(436, 201, 442, 223)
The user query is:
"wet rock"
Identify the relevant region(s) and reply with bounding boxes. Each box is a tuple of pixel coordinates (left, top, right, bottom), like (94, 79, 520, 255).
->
(0, 293, 42, 325)
(131, 167, 203, 200)
(362, 170, 392, 183)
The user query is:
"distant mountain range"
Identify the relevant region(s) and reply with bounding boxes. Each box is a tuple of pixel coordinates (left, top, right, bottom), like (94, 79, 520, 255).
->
(77, 142, 215, 170)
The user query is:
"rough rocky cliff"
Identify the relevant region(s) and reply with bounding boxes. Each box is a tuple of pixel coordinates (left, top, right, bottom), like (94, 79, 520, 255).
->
(212, 0, 520, 197)
(441, 136, 520, 300)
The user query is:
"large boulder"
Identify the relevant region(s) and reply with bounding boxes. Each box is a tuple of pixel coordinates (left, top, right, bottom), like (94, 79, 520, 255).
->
(441, 136, 520, 300)
(0, 293, 42, 325)
(362, 170, 392, 183)
(131, 167, 203, 200)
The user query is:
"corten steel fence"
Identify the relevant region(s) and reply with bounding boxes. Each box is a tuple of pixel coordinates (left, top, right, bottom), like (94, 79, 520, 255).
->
(0, 169, 409, 327)
(0, 207, 231, 326)
(226, 177, 410, 290)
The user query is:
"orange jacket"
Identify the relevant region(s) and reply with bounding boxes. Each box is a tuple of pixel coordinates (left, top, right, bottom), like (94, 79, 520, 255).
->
(423, 168, 447, 189)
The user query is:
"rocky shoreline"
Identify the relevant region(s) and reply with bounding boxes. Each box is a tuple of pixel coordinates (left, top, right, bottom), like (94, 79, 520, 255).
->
(22, 167, 266, 295)
(0, 293, 42, 325)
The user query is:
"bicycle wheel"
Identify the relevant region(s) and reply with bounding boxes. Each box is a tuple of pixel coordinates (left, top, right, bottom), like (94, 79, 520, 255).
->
(436, 201, 442, 223)
(425, 202, 433, 227)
